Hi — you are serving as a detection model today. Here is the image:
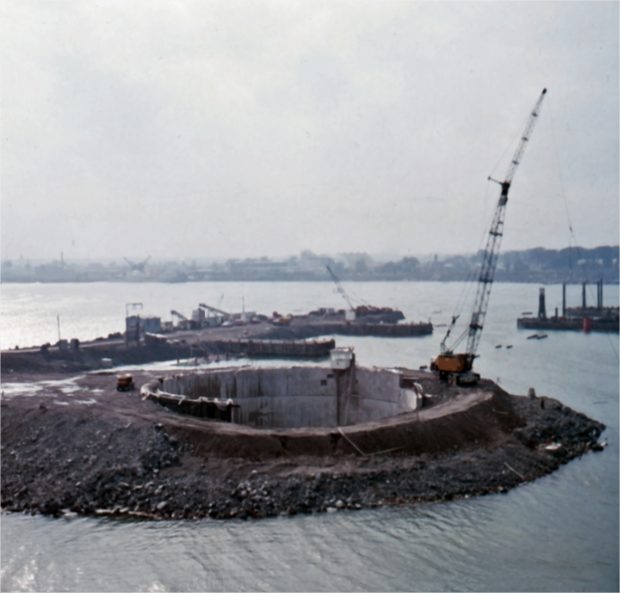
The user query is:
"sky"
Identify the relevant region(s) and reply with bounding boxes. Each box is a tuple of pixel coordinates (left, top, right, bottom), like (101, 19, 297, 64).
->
(1, 1, 618, 261)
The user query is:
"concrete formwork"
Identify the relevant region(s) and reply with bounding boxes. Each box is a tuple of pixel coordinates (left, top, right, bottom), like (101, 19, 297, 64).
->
(144, 365, 422, 429)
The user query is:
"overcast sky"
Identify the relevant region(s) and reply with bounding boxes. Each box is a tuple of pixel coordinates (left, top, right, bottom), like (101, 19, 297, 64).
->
(1, 1, 618, 261)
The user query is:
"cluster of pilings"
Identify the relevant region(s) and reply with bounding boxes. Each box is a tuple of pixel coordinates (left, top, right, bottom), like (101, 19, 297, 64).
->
(562, 280, 603, 317)
(522, 280, 618, 333)
(537, 280, 608, 320)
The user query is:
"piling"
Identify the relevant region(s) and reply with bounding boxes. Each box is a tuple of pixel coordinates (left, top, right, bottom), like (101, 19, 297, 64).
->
(582, 282, 587, 309)
(562, 283, 566, 317)
(538, 288, 547, 320)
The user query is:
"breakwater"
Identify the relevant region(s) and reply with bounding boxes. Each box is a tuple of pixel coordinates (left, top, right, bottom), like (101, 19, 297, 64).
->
(1, 335, 335, 374)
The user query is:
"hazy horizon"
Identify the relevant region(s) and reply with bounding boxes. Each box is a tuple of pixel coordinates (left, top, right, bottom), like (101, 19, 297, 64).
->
(3, 243, 617, 267)
(2, 1, 618, 261)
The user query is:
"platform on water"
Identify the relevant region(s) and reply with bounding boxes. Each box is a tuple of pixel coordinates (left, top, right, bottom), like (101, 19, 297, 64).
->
(517, 282, 619, 333)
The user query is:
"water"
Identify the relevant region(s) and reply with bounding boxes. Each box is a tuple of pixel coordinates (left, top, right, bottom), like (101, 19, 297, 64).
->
(1, 281, 618, 592)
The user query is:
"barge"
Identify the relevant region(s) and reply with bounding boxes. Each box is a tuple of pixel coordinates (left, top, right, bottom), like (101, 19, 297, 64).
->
(517, 282, 619, 333)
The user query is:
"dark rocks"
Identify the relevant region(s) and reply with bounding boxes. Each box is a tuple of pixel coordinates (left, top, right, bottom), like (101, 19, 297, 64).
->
(0, 381, 606, 522)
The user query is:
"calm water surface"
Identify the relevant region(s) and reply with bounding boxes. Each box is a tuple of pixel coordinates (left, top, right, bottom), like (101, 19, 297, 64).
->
(1, 281, 618, 592)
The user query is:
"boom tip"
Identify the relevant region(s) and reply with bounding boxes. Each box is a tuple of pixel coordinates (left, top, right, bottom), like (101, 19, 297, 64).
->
(542, 88, 548, 94)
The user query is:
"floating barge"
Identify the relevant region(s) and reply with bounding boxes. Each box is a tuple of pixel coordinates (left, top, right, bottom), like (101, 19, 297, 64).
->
(189, 337, 335, 359)
(307, 306, 405, 324)
(134, 305, 432, 343)
(284, 318, 433, 338)
(2, 302, 431, 374)
(1, 335, 336, 374)
(517, 281, 619, 333)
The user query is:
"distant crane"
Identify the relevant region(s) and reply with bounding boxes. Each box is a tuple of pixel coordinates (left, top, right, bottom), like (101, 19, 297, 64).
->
(431, 88, 548, 384)
(326, 265, 356, 321)
(124, 256, 151, 273)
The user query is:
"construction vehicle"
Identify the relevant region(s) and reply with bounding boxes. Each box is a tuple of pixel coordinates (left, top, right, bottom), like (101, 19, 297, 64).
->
(431, 88, 547, 385)
(116, 373, 135, 392)
(326, 265, 356, 321)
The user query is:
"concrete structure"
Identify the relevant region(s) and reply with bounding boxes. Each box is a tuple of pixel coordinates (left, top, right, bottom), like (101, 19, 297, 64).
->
(330, 346, 354, 370)
(141, 363, 425, 429)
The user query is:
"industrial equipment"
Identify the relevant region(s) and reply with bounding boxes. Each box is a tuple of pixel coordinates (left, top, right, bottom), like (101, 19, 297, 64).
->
(431, 88, 547, 384)
(198, 302, 233, 320)
(170, 309, 192, 330)
(170, 309, 188, 321)
(116, 373, 135, 392)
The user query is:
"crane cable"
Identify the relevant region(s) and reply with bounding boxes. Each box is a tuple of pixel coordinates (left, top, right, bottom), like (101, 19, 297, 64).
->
(547, 97, 618, 361)
(547, 97, 579, 277)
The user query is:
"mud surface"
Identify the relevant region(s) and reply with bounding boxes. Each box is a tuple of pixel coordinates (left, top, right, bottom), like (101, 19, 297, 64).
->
(1, 370, 605, 521)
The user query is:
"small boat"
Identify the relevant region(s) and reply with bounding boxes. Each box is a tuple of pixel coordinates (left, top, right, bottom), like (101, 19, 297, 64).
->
(527, 333, 548, 340)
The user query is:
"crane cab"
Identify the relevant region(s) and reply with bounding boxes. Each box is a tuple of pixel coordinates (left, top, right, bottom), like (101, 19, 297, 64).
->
(431, 352, 474, 374)
(430, 353, 479, 385)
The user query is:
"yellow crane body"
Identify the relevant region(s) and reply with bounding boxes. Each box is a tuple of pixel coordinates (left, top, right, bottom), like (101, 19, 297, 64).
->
(431, 353, 474, 375)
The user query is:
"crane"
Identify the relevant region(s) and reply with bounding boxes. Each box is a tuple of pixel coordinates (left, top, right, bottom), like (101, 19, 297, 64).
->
(326, 265, 356, 321)
(124, 256, 151, 272)
(431, 88, 547, 384)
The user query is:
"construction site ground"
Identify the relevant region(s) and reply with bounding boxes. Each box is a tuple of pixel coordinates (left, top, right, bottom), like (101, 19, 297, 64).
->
(1, 366, 605, 521)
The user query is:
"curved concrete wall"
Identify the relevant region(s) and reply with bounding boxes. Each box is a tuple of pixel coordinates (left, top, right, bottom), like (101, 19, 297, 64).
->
(148, 365, 421, 429)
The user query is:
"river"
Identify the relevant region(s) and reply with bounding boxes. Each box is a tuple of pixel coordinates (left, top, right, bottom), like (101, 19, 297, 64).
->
(1, 281, 618, 591)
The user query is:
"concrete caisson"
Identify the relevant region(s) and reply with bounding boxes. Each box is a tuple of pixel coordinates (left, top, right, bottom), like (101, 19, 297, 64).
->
(141, 364, 425, 429)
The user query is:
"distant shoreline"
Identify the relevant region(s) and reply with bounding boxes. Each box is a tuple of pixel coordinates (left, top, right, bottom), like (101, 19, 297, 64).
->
(2, 246, 618, 284)
(1, 277, 619, 284)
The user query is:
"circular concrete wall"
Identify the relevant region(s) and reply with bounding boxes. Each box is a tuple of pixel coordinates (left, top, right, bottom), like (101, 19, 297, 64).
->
(141, 365, 424, 429)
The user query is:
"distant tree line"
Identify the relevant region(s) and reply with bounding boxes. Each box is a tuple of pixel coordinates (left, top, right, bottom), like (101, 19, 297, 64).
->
(1, 245, 618, 284)
(361, 246, 619, 283)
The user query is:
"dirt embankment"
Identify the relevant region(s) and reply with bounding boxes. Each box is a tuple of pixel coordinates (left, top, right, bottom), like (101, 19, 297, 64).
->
(1, 371, 605, 521)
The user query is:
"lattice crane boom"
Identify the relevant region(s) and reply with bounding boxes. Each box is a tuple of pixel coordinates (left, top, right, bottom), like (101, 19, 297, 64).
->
(465, 88, 547, 356)
(434, 88, 547, 379)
